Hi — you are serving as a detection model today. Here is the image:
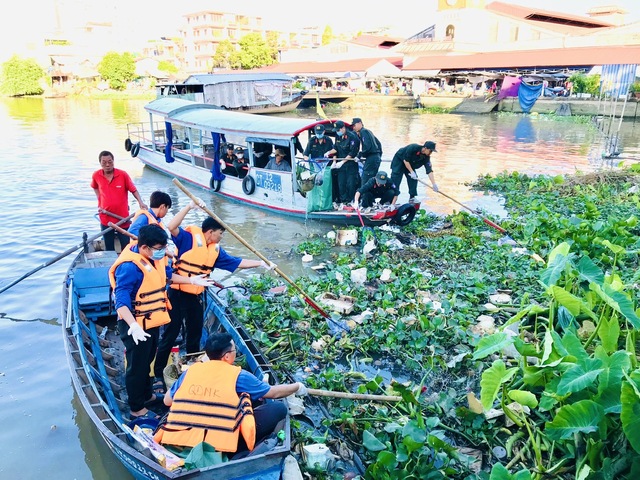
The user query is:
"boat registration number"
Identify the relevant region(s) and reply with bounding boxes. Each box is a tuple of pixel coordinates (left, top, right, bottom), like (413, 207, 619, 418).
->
(255, 171, 282, 192)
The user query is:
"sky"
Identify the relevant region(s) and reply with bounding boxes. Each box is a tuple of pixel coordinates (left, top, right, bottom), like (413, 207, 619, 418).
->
(1, 0, 639, 58)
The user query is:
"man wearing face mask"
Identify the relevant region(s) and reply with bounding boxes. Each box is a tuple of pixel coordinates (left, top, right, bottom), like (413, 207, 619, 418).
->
(153, 201, 277, 393)
(303, 124, 334, 161)
(351, 118, 383, 187)
(324, 120, 360, 207)
(233, 146, 249, 179)
(109, 223, 216, 420)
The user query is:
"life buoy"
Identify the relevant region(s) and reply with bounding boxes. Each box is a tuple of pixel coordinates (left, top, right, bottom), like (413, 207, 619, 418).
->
(131, 142, 140, 158)
(392, 203, 416, 226)
(242, 175, 255, 195)
(210, 177, 222, 192)
(124, 138, 132, 152)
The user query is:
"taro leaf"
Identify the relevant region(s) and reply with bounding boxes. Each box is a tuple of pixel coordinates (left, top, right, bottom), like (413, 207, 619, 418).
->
(590, 283, 640, 330)
(621, 371, 640, 454)
(545, 400, 604, 440)
(550, 286, 581, 316)
(541, 244, 571, 287)
(503, 304, 548, 328)
(473, 333, 514, 360)
(376, 450, 397, 470)
(541, 331, 554, 364)
(595, 348, 630, 414)
(556, 306, 575, 331)
(577, 256, 604, 285)
(598, 315, 620, 354)
(480, 360, 518, 410)
(363, 430, 387, 452)
(601, 239, 626, 256)
(556, 359, 603, 395)
(508, 389, 538, 408)
(561, 331, 589, 363)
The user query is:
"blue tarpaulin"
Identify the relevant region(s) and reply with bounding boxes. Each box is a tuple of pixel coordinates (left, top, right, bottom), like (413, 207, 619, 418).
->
(209, 132, 226, 181)
(518, 81, 543, 113)
(164, 122, 174, 163)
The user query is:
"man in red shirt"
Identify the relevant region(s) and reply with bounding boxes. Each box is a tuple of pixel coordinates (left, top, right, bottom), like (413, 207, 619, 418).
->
(91, 150, 147, 251)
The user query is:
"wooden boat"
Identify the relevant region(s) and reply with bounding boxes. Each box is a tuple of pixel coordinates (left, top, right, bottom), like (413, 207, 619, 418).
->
(125, 97, 420, 226)
(62, 241, 293, 480)
(297, 91, 352, 108)
(156, 73, 307, 114)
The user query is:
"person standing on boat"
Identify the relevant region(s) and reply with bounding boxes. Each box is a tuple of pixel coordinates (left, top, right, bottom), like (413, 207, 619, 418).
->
(153, 203, 276, 391)
(325, 120, 360, 207)
(219, 143, 238, 176)
(155, 333, 307, 452)
(303, 124, 334, 161)
(265, 149, 291, 172)
(108, 224, 216, 420)
(390, 141, 439, 202)
(128, 191, 172, 237)
(351, 117, 383, 186)
(233, 146, 250, 179)
(91, 150, 147, 251)
(353, 171, 398, 210)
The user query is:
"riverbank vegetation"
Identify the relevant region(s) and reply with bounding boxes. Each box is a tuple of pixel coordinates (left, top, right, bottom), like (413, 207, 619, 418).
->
(230, 166, 640, 479)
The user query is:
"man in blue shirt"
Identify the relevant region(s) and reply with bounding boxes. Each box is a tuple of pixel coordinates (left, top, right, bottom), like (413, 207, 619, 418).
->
(153, 201, 276, 390)
(128, 191, 172, 237)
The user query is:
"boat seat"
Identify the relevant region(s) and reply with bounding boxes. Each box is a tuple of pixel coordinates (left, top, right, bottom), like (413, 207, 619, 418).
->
(73, 266, 113, 320)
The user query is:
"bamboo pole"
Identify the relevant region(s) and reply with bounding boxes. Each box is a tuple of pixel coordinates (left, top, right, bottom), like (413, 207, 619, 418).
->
(308, 388, 402, 402)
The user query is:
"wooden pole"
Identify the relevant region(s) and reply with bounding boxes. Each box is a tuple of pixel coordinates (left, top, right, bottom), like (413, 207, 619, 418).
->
(308, 388, 402, 402)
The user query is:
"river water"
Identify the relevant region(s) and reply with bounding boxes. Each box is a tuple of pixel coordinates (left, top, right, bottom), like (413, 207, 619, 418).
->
(0, 97, 638, 479)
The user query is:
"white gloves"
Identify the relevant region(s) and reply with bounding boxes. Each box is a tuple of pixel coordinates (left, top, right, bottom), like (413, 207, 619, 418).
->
(128, 322, 151, 345)
(189, 197, 205, 209)
(296, 383, 308, 396)
(189, 274, 216, 287)
(409, 171, 418, 180)
(260, 260, 277, 271)
(352, 201, 360, 210)
(432, 183, 439, 192)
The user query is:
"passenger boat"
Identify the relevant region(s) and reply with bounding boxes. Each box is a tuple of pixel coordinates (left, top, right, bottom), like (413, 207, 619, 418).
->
(156, 73, 307, 114)
(62, 240, 293, 480)
(125, 97, 420, 226)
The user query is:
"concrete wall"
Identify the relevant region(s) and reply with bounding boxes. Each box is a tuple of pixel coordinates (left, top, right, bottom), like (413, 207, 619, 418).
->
(498, 98, 640, 117)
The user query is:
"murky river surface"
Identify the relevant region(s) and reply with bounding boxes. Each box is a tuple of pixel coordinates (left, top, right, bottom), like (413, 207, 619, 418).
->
(0, 97, 638, 479)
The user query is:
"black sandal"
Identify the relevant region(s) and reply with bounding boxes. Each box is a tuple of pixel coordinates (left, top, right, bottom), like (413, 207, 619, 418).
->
(152, 377, 166, 394)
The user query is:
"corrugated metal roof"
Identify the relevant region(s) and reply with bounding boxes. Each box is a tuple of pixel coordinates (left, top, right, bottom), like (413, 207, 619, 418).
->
(183, 73, 294, 85)
(256, 57, 403, 75)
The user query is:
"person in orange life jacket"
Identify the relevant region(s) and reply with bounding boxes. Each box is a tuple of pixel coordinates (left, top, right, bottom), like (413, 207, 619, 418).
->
(91, 150, 147, 251)
(353, 171, 398, 209)
(351, 118, 383, 187)
(324, 120, 360, 205)
(219, 143, 238, 176)
(153, 202, 277, 389)
(128, 191, 172, 237)
(109, 224, 217, 420)
(158, 333, 308, 452)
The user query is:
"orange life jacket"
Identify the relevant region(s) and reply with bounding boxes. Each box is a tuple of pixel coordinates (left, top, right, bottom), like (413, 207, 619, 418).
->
(108, 244, 171, 330)
(132, 209, 160, 227)
(154, 360, 256, 451)
(171, 226, 220, 295)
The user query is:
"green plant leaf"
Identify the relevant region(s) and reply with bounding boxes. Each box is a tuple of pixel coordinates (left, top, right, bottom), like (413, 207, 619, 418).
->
(621, 371, 640, 454)
(508, 389, 538, 408)
(489, 463, 512, 480)
(595, 348, 630, 414)
(550, 286, 581, 316)
(473, 332, 514, 360)
(561, 331, 589, 363)
(481, 360, 518, 410)
(363, 430, 387, 452)
(598, 314, 621, 353)
(601, 239, 626, 255)
(376, 450, 397, 469)
(556, 359, 603, 395)
(541, 245, 571, 287)
(545, 400, 604, 440)
(590, 283, 640, 329)
(577, 256, 604, 285)
(402, 420, 426, 445)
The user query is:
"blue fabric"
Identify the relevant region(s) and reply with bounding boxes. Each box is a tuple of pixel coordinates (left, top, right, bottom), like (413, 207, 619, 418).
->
(112, 245, 172, 310)
(165, 122, 175, 163)
(518, 81, 543, 113)
(172, 228, 242, 272)
(210, 132, 225, 181)
(169, 369, 271, 402)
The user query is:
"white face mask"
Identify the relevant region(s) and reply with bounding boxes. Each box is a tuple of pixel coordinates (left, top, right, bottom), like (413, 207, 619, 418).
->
(235, 154, 244, 159)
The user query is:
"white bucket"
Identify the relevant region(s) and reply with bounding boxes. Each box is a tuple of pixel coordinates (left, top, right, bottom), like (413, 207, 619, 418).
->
(303, 443, 334, 470)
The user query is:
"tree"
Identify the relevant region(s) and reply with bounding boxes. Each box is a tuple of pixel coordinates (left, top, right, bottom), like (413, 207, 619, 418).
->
(0, 55, 45, 96)
(97, 52, 137, 90)
(157, 60, 178, 75)
(212, 40, 236, 69)
(266, 31, 281, 62)
(322, 25, 333, 45)
(235, 33, 277, 70)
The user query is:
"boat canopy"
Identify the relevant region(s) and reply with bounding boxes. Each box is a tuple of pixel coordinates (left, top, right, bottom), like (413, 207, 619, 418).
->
(183, 73, 295, 85)
(145, 98, 325, 140)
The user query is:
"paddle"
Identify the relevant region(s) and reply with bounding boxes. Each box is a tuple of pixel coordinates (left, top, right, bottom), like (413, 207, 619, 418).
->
(417, 178, 544, 262)
(308, 388, 401, 402)
(171, 178, 338, 322)
(0, 213, 135, 295)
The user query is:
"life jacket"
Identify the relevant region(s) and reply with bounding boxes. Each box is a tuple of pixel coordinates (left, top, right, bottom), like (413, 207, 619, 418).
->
(108, 244, 171, 330)
(154, 360, 256, 451)
(171, 226, 220, 295)
(132, 209, 160, 228)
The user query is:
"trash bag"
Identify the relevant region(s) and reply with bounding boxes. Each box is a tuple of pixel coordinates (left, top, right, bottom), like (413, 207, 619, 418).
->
(185, 442, 226, 470)
(306, 168, 334, 212)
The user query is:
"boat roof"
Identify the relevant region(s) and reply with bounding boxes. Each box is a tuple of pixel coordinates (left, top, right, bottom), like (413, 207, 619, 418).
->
(171, 73, 294, 86)
(145, 97, 331, 139)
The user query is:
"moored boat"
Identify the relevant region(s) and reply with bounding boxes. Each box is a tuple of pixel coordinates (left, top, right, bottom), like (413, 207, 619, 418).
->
(125, 97, 420, 226)
(62, 239, 292, 479)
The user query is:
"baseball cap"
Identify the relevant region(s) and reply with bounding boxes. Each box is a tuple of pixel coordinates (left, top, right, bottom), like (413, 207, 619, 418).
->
(423, 141, 437, 152)
(275, 149, 286, 157)
(351, 117, 363, 125)
(314, 124, 325, 133)
(225, 143, 234, 150)
(234, 146, 244, 154)
(375, 171, 388, 184)
(334, 120, 345, 129)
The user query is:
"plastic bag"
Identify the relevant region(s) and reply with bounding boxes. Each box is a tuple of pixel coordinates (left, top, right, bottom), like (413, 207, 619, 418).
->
(185, 442, 226, 470)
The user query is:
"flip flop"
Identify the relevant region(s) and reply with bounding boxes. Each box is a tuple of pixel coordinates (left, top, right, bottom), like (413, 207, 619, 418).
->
(144, 393, 165, 408)
(153, 377, 166, 394)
